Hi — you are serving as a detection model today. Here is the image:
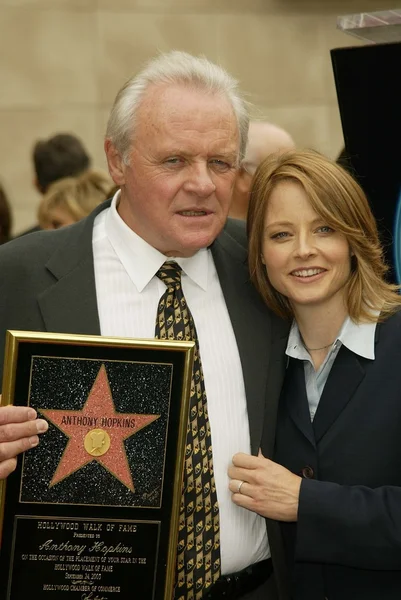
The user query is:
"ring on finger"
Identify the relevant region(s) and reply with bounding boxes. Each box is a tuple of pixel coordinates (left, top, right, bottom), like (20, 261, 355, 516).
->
(237, 480, 245, 494)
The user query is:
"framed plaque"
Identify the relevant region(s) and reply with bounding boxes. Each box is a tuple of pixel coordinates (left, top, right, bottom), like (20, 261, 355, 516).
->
(0, 330, 194, 600)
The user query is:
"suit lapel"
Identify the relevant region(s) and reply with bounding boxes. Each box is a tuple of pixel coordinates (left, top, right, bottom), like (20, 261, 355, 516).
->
(38, 252, 100, 335)
(285, 358, 316, 448)
(211, 226, 282, 455)
(312, 345, 366, 443)
(37, 202, 109, 336)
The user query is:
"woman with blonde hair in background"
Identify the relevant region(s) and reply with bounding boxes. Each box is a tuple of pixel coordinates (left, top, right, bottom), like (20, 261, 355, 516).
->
(38, 168, 113, 229)
(227, 149, 401, 599)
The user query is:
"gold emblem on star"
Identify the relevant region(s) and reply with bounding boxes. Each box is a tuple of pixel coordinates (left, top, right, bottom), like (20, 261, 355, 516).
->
(84, 428, 111, 457)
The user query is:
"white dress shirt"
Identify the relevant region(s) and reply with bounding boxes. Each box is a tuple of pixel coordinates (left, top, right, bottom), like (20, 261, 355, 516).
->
(92, 195, 269, 573)
(286, 316, 377, 420)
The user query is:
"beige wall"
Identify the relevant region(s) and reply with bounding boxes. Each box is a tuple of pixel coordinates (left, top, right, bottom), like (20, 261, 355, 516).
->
(0, 0, 391, 233)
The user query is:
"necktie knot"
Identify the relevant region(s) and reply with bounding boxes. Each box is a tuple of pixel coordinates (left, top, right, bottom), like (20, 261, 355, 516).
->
(156, 261, 182, 288)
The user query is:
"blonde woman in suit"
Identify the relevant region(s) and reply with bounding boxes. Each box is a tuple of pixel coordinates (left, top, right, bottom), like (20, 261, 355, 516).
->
(228, 149, 401, 599)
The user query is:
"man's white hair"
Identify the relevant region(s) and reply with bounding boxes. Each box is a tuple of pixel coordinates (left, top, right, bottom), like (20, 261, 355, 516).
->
(106, 50, 249, 165)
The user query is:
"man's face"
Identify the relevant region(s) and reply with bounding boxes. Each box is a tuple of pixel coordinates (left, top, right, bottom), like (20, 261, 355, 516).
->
(106, 85, 240, 257)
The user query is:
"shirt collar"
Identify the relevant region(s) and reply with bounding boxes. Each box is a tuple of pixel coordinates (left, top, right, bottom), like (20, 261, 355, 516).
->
(286, 315, 377, 361)
(105, 193, 209, 292)
(339, 315, 376, 359)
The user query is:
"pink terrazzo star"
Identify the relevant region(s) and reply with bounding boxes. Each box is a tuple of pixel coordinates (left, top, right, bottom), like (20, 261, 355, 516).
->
(39, 364, 160, 492)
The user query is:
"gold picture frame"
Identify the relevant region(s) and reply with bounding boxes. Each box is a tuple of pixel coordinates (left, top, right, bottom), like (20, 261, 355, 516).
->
(0, 330, 194, 600)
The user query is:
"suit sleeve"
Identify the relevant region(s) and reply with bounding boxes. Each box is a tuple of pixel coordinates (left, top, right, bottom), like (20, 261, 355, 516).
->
(296, 478, 401, 569)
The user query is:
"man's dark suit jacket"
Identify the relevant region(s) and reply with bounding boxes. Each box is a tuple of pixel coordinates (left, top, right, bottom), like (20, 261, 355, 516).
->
(0, 200, 291, 600)
(274, 310, 401, 600)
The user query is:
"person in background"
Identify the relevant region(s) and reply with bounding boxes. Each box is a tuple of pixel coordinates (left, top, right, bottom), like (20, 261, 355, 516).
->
(17, 132, 92, 236)
(38, 168, 113, 230)
(0, 182, 12, 244)
(228, 148, 401, 599)
(0, 51, 290, 600)
(229, 121, 295, 220)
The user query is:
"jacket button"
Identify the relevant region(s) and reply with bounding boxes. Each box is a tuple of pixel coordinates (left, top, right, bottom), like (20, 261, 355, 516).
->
(301, 466, 314, 479)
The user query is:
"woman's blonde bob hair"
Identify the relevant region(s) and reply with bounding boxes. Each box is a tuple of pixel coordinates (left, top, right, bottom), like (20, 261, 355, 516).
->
(247, 148, 401, 322)
(38, 168, 113, 229)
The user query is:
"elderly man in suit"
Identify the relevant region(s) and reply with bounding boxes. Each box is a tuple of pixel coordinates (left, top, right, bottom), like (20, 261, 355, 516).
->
(0, 51, 289, 600)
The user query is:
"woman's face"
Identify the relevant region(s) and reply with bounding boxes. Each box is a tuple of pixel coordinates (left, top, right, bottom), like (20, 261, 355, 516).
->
(261, 180, 352, 316)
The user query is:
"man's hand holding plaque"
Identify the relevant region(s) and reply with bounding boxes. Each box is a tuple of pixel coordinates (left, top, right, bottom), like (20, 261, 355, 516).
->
(0, 403, 48, 479)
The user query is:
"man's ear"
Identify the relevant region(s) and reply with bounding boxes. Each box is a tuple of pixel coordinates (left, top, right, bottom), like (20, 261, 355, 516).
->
(104, 139, 126, 186)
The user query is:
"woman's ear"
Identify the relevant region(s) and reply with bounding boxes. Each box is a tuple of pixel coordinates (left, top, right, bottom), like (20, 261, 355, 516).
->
(260, 254, 266, 265)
